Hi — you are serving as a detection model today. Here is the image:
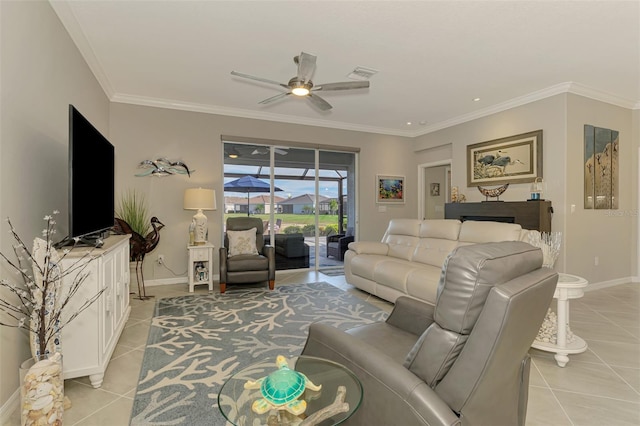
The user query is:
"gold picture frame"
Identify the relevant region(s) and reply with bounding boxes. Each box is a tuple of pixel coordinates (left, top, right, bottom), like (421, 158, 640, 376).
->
(467, 130, 543, 186)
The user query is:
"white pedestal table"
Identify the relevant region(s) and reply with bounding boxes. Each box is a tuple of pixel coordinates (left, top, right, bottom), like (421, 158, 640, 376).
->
(531, 273, 588, 367)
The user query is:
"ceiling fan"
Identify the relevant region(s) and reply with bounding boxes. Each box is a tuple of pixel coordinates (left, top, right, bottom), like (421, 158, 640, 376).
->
(231, 52, 370, 111)
(225, 145, 288, 158)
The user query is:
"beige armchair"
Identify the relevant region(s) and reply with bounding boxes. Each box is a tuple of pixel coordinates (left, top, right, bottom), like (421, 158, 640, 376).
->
(302, 241, 558, 425)
(219, 217, 275, 293)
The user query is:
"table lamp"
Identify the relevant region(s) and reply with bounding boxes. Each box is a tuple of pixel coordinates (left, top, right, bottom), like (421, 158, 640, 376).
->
(184, 188, 216, 245)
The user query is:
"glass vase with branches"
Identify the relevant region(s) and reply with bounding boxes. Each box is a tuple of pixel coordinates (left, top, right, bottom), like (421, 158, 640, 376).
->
(0, 211, 104, 359)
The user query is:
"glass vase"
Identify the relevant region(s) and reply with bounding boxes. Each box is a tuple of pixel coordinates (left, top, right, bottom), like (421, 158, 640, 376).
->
(19, 352, 64, 426)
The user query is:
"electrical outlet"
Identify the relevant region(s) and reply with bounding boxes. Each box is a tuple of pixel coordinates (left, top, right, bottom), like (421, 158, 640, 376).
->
(158, 255, 165, 265)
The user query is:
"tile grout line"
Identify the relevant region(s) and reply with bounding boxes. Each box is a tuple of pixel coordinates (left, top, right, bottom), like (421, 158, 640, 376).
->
(530, 358, 575, 425)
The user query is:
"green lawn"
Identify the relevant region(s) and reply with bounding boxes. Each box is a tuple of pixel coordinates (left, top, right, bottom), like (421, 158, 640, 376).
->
(223, 213, 341, 232)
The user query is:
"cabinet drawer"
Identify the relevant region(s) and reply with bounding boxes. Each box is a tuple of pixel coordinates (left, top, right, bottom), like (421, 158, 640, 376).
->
(191, 249, 209, 261)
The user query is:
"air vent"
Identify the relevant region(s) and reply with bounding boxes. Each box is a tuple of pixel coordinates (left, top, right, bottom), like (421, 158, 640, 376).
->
(347, 66, 378, 81)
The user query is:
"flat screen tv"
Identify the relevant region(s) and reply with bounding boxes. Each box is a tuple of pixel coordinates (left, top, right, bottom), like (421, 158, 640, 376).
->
(63, 105, 115, 246)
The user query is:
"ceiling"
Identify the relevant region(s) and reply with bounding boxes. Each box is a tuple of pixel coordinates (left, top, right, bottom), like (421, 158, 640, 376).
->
(51, 1, 640, 137)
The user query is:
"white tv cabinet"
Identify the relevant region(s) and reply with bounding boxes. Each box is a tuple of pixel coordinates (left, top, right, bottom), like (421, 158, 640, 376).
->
(59, 234, 131, 388)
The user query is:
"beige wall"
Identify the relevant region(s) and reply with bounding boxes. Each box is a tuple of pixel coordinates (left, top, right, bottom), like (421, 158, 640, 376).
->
(109, 103, 415, 283)
(413, 94, 639, 283)
(0, 0, 109, 413)
(565, 94, 635, 283)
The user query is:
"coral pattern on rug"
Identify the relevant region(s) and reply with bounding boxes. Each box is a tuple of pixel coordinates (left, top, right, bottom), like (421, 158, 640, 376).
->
(130, 282, 387, 425)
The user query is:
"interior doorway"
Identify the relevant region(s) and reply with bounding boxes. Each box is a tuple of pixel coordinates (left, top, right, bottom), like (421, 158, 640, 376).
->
(418, 160, 452, 220)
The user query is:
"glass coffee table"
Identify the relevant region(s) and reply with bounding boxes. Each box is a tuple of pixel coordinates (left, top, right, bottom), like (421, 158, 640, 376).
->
(218, 355, 362, 426)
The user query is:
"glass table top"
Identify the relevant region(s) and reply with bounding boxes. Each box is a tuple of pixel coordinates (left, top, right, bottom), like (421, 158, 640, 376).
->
(218, 355, 362, 426)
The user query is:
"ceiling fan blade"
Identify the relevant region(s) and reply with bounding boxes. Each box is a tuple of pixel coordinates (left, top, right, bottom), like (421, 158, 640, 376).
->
(231, 71, 289, 89)
(307, 93, 332, 111)
(258, 92, 290, 105)
(274, 148, 288, 155)
(296, 52, 317, 83)
(313, 81, 370, 91)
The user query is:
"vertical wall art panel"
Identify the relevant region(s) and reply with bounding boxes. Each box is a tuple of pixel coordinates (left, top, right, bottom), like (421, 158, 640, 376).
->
(584, 125, 619, 209)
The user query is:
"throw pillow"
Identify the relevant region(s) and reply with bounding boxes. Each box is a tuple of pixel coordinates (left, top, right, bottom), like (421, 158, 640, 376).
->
(227, 228, 259, 257)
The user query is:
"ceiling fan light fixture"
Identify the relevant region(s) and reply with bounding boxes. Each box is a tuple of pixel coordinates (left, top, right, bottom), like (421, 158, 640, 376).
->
(288, 77, 312, 97)
(292, 87, 310, 96)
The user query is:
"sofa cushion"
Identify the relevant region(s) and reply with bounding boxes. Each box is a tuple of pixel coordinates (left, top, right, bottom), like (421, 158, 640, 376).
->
(412, 238, 459, 268)
(227, 253, 269, 272)
(350, 254, 390, 281)
(373, 259, 415, 293)
(457, 220, 522, 243)
(406, 267, 443, 305)
(382, 219, 421, 261)
(418, 219, 461, 240)
(386, 236, 420, 261)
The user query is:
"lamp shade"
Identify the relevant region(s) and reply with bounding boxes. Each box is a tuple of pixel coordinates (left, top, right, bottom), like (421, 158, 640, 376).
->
(184, 188, 216, 211)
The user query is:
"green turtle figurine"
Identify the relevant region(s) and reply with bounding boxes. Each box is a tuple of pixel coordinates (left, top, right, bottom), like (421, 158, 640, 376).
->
(244, 355, 322, 415)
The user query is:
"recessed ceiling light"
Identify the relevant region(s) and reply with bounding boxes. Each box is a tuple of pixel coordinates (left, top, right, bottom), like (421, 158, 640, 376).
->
(473, 97, 481, 102)
(419, 121, 427, 125)
(406, 121, 412, 126)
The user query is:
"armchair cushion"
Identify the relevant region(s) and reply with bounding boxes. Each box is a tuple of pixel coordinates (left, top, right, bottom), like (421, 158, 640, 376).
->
(226, 253, 269, 272)
(227, 227, 259, 257)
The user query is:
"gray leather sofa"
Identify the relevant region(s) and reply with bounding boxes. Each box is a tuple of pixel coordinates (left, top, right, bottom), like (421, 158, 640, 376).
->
(302, 241, 558, 426)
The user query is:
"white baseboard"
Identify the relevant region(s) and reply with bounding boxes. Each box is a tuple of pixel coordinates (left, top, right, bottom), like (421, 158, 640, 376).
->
(584, 276, 638, 292)
(0, 388, 19, 424)
(143, 274, 220, 287)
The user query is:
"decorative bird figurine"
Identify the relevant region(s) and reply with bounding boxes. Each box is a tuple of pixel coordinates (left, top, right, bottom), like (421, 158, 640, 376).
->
(113, 216, 165, 300)
(135, 158, 192, 177)
(477, 183, 509, 201)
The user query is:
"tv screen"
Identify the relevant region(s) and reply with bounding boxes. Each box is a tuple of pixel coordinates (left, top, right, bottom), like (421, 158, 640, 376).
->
(68, 105, 115, 241)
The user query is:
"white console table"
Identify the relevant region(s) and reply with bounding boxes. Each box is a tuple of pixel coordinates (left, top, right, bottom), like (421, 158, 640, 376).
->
(187, 243, 214, 292)
(59, 235, 131, 387)
(531, 273, 588, 367)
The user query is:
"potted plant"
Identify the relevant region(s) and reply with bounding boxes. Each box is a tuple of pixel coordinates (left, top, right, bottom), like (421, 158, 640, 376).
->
(116, 189, 151, 238)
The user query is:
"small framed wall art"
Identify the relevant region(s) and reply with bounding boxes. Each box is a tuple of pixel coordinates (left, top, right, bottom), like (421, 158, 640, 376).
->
(376, 175, 405, 204)
(467, 130, 543, 186)
(430, 183, 440, 196)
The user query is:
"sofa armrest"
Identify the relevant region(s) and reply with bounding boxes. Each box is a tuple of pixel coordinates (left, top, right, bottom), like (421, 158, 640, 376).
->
(347, 241, 389, 255)
(219, 247, 228, 282)
(302, 323, 461, 426)
(386, 296, 435, 336)
(261, 244, 276, 280)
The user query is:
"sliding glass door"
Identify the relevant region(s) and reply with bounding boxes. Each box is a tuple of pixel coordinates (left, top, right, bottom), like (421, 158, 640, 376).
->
(223, 141, 356, 272)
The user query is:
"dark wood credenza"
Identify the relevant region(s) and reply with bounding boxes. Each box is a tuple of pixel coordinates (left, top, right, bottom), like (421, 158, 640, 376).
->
(444, 201, 553, 232)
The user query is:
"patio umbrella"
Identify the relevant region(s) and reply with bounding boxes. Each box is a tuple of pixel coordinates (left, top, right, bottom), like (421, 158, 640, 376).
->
(224, 175, 283, 216)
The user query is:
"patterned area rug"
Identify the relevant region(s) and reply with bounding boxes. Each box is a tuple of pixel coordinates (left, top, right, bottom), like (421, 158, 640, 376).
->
(130, 282, 387, 425)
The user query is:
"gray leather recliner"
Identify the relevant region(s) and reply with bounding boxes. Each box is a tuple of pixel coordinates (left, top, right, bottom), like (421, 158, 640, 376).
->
(302, 241, 558, 426)
(219, 217, 276, 293)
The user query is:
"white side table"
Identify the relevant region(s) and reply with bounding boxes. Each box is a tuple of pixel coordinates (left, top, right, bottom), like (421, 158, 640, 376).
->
(532, 273, 588, 367)
(187, 243, 214, 293)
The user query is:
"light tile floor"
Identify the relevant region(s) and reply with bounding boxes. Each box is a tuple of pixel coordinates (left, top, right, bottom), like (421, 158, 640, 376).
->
(5, 272, 639, 425)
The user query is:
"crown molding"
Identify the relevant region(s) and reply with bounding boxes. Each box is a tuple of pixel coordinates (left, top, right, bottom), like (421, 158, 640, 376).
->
(110, 93, 415, 137)
(49, 0, 115, 98)
(413, 82, 639, 136)
(567, 82, 638, 110)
